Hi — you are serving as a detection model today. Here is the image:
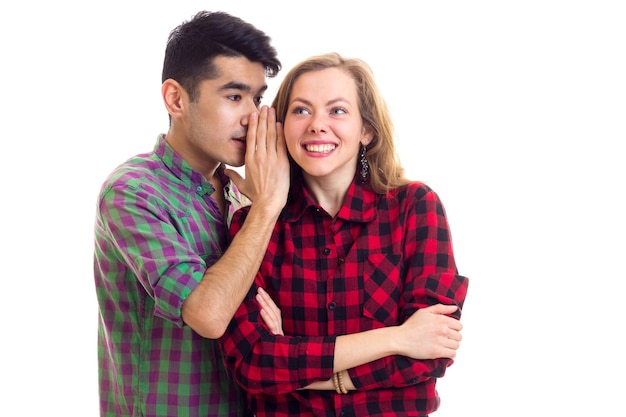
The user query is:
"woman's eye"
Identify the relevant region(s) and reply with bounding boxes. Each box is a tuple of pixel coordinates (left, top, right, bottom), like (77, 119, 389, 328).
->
(292, 106, 310, 115)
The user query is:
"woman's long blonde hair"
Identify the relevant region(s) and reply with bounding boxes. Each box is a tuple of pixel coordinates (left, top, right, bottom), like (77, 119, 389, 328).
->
(272, 52, 410, 194)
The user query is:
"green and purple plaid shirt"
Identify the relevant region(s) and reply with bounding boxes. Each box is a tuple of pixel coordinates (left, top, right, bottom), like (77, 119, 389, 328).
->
(94, 134, 251, 417)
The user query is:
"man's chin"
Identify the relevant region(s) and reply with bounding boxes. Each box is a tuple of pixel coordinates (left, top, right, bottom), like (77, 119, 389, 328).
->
(224, 156, 245, 168)
(224, 149, 245, 168)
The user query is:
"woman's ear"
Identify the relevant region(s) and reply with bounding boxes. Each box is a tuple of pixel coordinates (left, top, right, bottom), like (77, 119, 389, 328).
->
(361, 125, 375, 147)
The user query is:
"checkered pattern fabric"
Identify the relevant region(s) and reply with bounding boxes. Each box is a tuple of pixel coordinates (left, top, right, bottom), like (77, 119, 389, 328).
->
(94, 134, 250, 417)
(220, 175, 469, 417)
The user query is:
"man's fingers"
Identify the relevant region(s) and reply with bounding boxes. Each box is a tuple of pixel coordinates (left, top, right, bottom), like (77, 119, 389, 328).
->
(238, 104, 289, 212)
(255, 106, 268, 154)
(246, 107, 274, 159)
(265, 107, 277, 152)
(275, 119, 286, 157)
(245, 110, 259, 157)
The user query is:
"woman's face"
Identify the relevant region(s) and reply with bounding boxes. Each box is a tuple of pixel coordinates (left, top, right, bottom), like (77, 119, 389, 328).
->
(283, 67, 373, 182)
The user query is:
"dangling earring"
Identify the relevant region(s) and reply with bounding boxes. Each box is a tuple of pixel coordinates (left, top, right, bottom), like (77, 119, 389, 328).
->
(360, 145, 369, 183)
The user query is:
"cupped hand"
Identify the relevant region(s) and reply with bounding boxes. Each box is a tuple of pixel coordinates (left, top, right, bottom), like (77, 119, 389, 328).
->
(225, 106, 289, 217)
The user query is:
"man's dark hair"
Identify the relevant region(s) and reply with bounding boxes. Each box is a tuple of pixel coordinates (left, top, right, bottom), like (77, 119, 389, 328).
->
(162, 11, 281, 101)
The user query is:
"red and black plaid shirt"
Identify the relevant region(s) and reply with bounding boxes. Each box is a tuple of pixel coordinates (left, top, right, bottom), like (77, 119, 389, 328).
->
(220, 175, 469, 417)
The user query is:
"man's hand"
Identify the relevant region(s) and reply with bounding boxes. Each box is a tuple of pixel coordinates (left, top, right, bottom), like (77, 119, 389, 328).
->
(225, 106, 290, 216)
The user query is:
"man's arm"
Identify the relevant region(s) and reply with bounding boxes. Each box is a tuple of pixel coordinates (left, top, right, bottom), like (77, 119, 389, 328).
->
(182, 107, 289, 339)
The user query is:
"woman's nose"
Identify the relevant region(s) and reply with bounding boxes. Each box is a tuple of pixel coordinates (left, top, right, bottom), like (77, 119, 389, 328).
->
(308, 114, 327, 133)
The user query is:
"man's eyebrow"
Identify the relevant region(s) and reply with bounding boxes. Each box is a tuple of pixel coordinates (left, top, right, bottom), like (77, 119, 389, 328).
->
(219, 81, 268, 95)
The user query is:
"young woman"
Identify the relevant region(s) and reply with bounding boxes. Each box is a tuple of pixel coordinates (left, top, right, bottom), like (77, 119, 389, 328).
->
(219, 52, 469, 417)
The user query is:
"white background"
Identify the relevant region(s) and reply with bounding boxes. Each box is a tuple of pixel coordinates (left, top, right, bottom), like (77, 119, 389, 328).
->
(1, 1, 624, 416)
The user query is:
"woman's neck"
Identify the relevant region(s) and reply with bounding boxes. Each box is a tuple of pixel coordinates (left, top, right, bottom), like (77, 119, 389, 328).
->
(303, 172, 354, 217)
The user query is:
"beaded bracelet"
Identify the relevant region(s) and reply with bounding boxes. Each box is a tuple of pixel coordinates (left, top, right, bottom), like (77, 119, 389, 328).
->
(336, 371, 348, 394)
(333, 372, 342, 394)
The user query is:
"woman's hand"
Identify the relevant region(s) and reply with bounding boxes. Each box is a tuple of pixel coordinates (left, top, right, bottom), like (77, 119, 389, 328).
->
(256, 287, 284, 335)
(397, 304, 463, 359)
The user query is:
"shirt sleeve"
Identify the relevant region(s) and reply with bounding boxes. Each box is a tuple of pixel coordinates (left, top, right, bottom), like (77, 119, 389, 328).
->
(97, 178, 207, 325)
(219, 285, 337, 396)
(348, 184, 469, 390)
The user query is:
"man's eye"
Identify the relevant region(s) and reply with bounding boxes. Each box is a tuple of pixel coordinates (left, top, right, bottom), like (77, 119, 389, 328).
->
(254, 96, 263, 106)
(228, 95, 242, 102)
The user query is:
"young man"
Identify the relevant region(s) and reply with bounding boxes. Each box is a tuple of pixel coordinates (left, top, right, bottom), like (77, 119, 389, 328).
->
(93, 11, 289, 417)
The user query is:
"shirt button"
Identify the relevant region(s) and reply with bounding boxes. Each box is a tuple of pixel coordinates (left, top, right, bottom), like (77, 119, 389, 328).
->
(328, 301, 336, 310)
(323, 248, 331, 255)
(196, 185, 202, 192)
(338, 258, 345, 264)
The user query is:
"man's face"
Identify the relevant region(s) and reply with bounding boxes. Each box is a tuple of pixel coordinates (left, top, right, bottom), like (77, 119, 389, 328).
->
(179, 55, 268, 175)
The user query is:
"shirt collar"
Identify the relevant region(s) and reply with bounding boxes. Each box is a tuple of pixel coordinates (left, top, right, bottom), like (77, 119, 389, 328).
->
(154, 134, 229, 196)
(285, 170, 378, 223)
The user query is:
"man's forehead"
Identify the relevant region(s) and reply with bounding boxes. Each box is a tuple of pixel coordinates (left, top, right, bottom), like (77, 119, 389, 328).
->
(212, 56, 266, 84)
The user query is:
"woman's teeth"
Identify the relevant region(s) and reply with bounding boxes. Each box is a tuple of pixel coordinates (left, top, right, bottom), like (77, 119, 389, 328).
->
(305, 144, 336, 153)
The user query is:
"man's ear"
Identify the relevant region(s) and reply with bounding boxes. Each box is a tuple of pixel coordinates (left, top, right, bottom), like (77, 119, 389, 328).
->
(162, 79, 186, 118)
